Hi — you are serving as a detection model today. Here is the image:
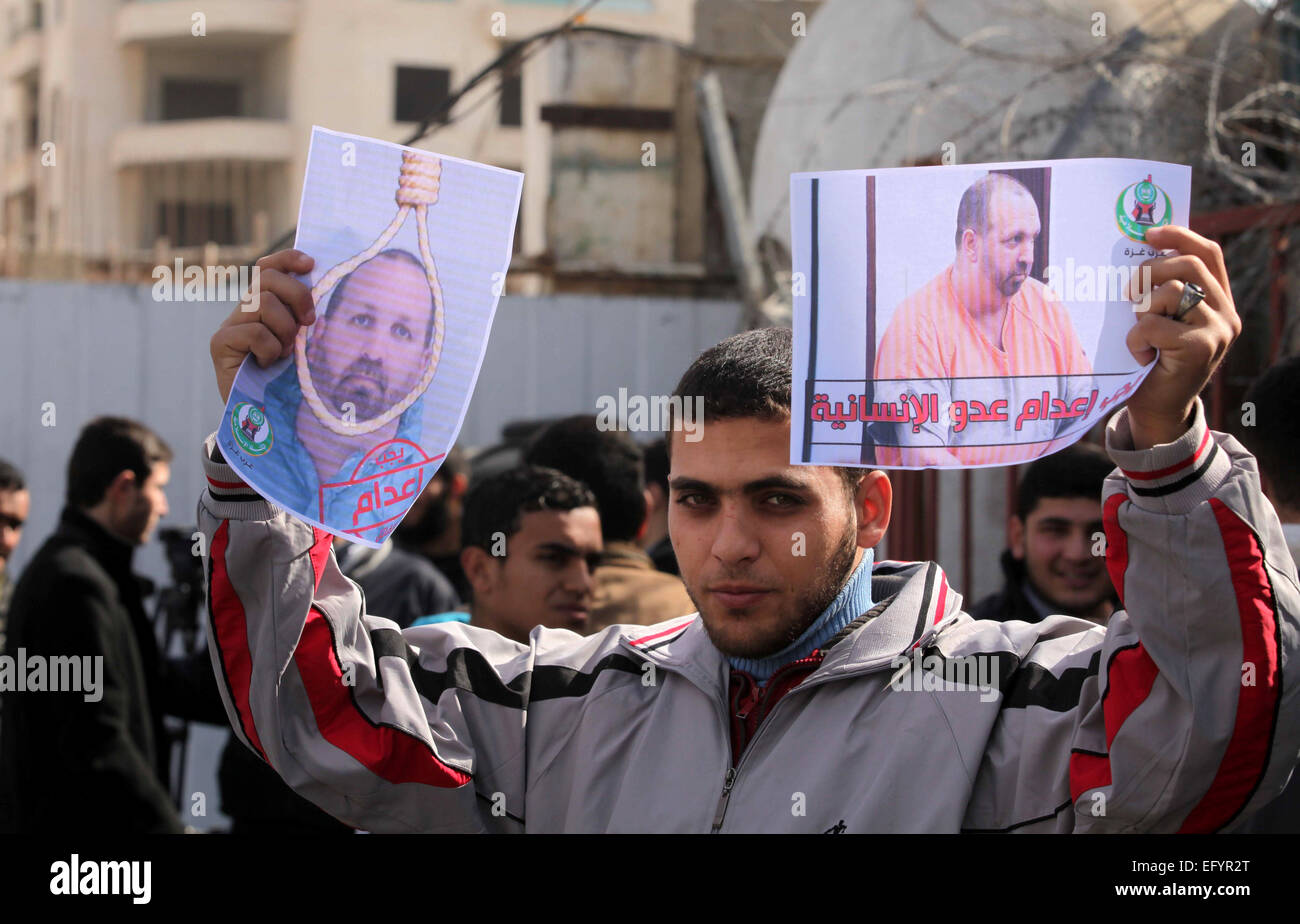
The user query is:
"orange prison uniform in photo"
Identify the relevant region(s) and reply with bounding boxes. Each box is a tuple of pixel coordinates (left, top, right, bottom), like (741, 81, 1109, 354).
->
(873, 267, 1092, 466)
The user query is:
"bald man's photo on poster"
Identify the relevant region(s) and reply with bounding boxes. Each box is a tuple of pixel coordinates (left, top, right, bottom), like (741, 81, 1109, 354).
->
(790, 157, 1191, 470)
(216, 127, 523, 545)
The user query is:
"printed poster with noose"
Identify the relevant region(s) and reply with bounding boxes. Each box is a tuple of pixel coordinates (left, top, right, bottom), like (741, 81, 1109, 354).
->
(217, 126, 523, 546)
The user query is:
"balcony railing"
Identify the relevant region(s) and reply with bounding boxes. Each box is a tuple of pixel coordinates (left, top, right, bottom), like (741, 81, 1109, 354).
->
(111, 118, 294, 166)
(117, 0, 296, 45)
(3, 28, 40, 79)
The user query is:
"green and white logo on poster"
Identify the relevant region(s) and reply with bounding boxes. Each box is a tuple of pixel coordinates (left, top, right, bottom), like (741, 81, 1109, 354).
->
(1116, 174, 1172, 242)
(231, 402, 274, 456)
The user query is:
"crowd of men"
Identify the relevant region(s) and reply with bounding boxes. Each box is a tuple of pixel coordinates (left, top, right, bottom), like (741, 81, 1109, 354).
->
(2, 348, 1298, 833)
(0, 410, 703, 831)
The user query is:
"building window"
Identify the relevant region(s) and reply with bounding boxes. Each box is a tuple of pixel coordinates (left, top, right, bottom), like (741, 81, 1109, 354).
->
(161, 79, 242, 121)
(48, 88, 59, 142)
(156, 201, 237, 247)
(500, 69, 522, 127)
(18, 191, 35, 249)
(22, 81, 38, 149)
(394, 66, 451, 123)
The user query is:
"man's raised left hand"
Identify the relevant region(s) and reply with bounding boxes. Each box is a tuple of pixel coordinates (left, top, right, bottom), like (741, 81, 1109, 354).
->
(1125, 225, 1241, 450)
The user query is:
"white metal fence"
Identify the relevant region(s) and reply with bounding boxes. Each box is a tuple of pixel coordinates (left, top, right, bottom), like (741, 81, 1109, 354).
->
(0, 280, 746, 583)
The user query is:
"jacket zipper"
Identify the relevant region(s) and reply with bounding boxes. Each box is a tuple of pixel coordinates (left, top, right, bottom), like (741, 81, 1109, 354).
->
(710, 767, 737, 833)
(709, 656, 823, 834)
(620, 640, 740, 834)
(709, 673, 749, 834)
(708, 654, 918, 833)
(709, 699, 786, 833)
(622, 634, 946, 833)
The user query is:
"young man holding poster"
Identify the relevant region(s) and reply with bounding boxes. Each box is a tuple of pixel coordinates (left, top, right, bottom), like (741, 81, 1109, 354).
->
(200, 227, 1299, 832)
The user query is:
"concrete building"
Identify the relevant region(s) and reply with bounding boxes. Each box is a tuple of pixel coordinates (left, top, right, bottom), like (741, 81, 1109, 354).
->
(0, 0, 693, 282)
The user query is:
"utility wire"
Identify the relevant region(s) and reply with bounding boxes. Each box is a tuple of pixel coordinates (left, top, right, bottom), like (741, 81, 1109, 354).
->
(399, 0, 605, 145)
(260, 5, 735, 257)
(264, 0, 610, 256)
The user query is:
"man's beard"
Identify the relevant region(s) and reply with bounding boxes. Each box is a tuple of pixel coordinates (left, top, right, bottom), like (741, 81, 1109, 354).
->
(114, 499, 153, 546)
(697, 520, 860, 660)
(324, 358, 389, 422)
(999, 271, 1028, 297)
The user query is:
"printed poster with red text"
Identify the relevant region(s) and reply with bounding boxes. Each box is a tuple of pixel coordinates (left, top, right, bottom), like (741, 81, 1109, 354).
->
(790, 157, 1190, 469)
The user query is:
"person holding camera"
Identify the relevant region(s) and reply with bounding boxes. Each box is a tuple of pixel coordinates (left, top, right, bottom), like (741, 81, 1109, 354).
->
(0, 417, 223, 833)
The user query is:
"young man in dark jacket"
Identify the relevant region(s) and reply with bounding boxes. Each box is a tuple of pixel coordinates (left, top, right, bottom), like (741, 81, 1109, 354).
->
(0, 458, 30, 652)
(970, 442, 1119, 625)
(1237, 357, 1300, 833)
(0, 417, 189, 832)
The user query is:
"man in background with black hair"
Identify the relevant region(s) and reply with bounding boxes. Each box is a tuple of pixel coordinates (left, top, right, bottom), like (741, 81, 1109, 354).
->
(970, 441, 1119, 625)
(525, 416, 694, 632)
(394, 446, 472, 602)
(2, 418, 183, 832)
(1241, 356, 1300, 565)
(451, 465, 603, 642)
(1238, 356, 1300, 834)
(0, 458, 29, 649)
(641, 439, 678, 576)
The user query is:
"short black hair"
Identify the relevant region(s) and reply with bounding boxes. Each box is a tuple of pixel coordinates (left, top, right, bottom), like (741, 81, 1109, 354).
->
(524, 415, 646, 543)
(66, 417, 173, 509)
(673, 327, 792, 424)
(954, 173, 1035, 250)
(462, 465, 597, 554)
(0, 458, 25, 493)
(324, 248, 436, 348)
(1242, 356, 1300, 508)
(1014, 441, 1115, 522)
(432, 445, 469, 484)
(670, 327, 861, 494)
(643, 439, 669, 492)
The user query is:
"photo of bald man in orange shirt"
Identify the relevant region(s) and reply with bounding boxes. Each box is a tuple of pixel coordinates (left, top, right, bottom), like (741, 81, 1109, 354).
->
(873, 172, 1092, 466)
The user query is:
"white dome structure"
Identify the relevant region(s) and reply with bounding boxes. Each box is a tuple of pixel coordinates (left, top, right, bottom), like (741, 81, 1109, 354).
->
(749, 0, 1258, 259)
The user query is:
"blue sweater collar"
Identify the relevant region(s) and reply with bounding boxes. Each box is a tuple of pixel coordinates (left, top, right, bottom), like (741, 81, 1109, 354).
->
(726, 549, 875, 683)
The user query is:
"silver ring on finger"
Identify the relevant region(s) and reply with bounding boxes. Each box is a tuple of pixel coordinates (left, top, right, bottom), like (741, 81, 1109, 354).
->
(1172, 281, 1206, 322)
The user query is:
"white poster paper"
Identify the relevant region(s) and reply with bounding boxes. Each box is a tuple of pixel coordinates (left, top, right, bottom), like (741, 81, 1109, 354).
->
(790, 158, 1190, 468)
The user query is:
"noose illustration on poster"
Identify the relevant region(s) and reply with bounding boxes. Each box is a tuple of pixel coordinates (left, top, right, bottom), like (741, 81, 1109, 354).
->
(297, 150, 447, 436)
(215, 126, 523, 546)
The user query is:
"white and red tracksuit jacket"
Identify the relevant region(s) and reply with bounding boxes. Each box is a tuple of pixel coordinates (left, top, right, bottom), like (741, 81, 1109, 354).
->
(198, 400, 1300, 832)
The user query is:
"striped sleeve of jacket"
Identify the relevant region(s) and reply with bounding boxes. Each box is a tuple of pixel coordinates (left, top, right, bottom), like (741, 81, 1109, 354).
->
(960, 398, 1300, 833)
(196, 435, 596, 833)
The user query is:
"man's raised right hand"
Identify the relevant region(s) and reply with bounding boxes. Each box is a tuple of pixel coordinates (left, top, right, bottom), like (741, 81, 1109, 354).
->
(210, 249, 317, 404)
